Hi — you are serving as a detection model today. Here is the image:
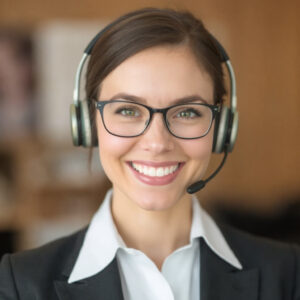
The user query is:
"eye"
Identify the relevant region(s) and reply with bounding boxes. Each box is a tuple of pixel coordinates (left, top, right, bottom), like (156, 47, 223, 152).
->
(115, 106, 141, 117)
(176, 108, 201, 119)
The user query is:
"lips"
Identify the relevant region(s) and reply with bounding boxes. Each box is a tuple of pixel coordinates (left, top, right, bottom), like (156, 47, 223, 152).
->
(127, 161, 184, 186)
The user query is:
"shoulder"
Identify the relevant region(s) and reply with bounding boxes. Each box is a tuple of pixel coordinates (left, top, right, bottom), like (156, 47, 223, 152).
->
(219, 222, 300, 270)
(0, 227, 87, 298)
(6, 226, 86, 272)
(219, 223, 300, 298)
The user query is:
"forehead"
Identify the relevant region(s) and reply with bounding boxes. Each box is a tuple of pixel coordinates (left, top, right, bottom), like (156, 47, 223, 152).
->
(100, 45, 214, 105)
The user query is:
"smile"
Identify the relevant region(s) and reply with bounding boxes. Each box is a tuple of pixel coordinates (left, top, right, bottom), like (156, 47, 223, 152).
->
(127, 161, 184, 186)
(131, 162, 179, 177)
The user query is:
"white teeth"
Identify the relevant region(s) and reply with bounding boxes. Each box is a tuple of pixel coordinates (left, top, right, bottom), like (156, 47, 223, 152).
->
(156, 167, 164, 177)
(132, 163, 180, 177)
(170, 165, 177, 173)
(149, 167, 156, 176)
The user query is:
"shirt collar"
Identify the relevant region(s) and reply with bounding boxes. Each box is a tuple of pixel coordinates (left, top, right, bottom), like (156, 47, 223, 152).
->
(68, 189, 242, 283)
(191, 194, 242, 270)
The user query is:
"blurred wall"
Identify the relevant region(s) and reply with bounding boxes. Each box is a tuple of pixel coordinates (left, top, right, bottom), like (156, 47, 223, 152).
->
(0, 0, 299, 212)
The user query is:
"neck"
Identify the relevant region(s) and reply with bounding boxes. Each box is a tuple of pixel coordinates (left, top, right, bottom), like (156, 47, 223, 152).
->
(110, 188, 193, 269)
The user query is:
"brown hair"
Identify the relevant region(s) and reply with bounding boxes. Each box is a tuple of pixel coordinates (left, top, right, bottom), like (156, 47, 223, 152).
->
(86, 7, 226, 142)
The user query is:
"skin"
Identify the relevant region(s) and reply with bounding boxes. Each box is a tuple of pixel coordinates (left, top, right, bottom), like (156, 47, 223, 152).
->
(96, 45, 214, 269)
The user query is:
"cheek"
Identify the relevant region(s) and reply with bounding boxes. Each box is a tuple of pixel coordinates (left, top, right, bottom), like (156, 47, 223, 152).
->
(96, 115, 134, 175)
(181, 130, 214, 181)
(184, 129, 214, 159)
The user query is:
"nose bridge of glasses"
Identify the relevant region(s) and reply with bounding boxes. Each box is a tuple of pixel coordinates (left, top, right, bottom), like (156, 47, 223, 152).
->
(147, 107, 170, 130)
(144, 107, 170, 135)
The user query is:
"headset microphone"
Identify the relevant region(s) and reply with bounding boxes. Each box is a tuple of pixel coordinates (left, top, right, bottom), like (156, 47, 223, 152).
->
(187, 151, 228, 194)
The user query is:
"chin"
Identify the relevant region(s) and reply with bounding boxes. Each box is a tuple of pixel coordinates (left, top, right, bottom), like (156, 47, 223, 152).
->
(131, 187, 186, 212)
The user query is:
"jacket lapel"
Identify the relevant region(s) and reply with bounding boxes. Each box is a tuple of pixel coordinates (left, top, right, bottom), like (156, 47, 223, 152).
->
(200, 238, 259, 300)
(54, 257, 124, 300)
(53, 227, 124, 300)
(53, 224, 259, 300)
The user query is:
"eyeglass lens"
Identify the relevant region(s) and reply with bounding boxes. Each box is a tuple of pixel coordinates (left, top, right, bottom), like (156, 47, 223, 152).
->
(101, 101, 213, 139)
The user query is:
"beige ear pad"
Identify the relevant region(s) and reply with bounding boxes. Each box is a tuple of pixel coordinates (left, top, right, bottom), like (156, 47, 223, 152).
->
(227, 111, 239, 152)
(213, 106, 230, 154)
(80, 100, 93, 147)
(70, 103, 81, 146)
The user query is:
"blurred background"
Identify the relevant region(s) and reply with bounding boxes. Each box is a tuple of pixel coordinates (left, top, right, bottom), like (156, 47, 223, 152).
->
(0, 0, 299, 256)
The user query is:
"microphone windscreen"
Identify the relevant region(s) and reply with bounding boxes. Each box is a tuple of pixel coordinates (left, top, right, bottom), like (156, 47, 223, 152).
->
(186, 180, 206, 194)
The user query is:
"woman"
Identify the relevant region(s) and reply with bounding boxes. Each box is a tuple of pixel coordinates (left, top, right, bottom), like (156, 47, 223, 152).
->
(0, 8, 300, 300)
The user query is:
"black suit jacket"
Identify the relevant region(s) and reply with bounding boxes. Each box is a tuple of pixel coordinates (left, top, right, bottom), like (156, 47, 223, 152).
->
(0, 223, 300, 300)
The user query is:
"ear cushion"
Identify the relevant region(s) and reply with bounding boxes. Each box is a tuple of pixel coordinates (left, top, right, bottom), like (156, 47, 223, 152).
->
(227, 111, 239, 152)
(89, 101, 99, 147)
(79, 100, 93, 147)
(213, 106, 230, 153)
(70, 103, 82, 146)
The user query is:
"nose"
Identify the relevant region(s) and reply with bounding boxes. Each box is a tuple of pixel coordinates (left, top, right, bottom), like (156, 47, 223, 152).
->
(139, 113, 175, 154)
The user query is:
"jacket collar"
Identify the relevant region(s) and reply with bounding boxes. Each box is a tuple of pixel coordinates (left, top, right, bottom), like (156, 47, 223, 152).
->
(54, 234, 258, 300)
(200, 237, 259, 300)
(54, 227, 124, 300)
(55, 257, 124, 300)
(68, 189, 242, 284)
(53, 189, 258, 299)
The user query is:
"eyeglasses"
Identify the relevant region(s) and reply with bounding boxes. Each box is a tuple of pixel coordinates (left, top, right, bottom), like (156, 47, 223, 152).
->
(95, 100, 219, 139)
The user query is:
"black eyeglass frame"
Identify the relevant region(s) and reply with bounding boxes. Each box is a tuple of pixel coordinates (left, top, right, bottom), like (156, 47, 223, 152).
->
(95, 100, 220, 140)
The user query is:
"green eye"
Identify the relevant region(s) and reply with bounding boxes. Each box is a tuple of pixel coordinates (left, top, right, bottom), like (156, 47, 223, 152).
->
(177, 109, 199, 119)
(121, 109, 137, 116)
(115, 107, 140, 117)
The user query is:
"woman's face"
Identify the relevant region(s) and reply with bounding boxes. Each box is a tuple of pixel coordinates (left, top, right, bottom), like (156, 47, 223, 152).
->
(96, 45, 214, 211)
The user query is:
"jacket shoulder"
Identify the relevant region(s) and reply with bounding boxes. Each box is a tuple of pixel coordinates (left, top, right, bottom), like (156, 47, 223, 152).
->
(13, 226, 86, 274)
(219, 222, 300, 268)
(0, 226, 87, 298)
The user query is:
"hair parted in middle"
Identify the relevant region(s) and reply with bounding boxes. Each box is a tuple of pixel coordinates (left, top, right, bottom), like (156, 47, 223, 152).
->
(86, 7, 226, 142)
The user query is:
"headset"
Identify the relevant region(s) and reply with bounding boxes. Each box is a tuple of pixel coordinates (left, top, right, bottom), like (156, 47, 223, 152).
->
(70, 10, 239, 192)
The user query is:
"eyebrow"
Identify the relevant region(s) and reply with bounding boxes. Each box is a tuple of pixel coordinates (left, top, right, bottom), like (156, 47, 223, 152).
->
(108, 93, 209, 105)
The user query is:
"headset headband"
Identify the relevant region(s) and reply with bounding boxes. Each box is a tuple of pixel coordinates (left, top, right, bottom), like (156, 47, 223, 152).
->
(73, 19, 237, 113)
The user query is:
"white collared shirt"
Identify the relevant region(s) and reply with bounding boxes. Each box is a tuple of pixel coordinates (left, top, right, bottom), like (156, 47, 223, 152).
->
(69, 189, 242, 300)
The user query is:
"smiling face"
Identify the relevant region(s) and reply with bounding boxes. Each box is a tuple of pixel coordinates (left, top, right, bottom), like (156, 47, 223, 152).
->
(96, 45, 214, 211)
